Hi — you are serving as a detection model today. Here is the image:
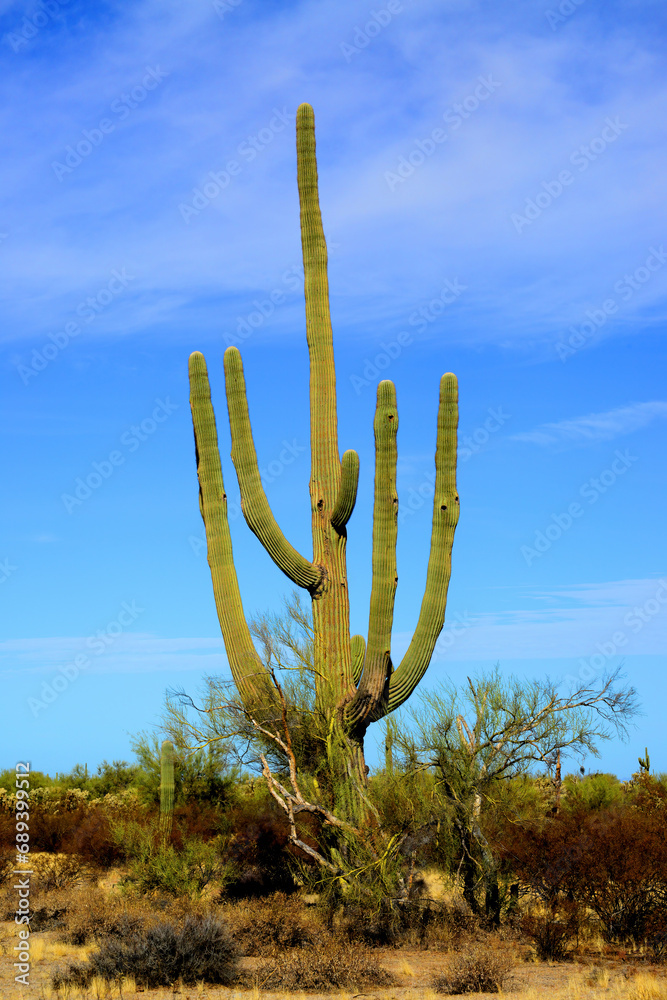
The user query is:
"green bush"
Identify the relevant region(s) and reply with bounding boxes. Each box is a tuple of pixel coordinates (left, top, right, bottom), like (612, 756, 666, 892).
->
(121, 837, 232, 899)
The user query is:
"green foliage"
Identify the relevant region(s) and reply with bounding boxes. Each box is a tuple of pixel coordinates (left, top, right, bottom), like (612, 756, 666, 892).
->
(130, 731, 237, 809)
(0, 768, 56, 791)
(111, 818, 233, 899)
(562, 771, 624, 812)
(61, 760, 141, 797)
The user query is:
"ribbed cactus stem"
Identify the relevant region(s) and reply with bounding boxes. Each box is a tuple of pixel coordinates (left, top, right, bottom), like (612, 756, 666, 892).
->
(331, 450, 360, 532)
(189, 352, 273, 709)
(224, 346, 321, 591)
(347, 380, 398, 728)
(386, 373, 459, 713)
(351, 634, 366, 685)
(159, 740, 175, 845)
(297, 102, 354, 708)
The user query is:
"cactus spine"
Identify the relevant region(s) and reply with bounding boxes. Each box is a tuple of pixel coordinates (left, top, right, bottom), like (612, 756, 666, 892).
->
(159, 739, 175, 846)
(189, 104, 459, 785)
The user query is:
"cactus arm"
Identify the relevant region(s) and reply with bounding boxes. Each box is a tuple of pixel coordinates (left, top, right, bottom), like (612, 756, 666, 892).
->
(189, 351, 273, 706)
(384, 373, 459, 714)
(351, 634, 366, 686)
(297, 102, 354, 705)
(347, 380, 399, 728)
(331, 449, 360, 532)
(224, 346, 321, 592)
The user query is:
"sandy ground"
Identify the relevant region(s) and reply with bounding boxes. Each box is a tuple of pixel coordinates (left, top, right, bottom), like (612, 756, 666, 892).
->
(1, 924, 666, 1000)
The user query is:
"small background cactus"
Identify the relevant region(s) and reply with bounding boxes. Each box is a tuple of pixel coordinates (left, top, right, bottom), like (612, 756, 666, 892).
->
(159, 739, 175, 846)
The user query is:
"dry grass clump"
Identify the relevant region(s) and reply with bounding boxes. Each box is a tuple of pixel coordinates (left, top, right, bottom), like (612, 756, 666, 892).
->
(222, 891, 317, 955)
(433, 944, 516, 994)
(58, 884, 152, 945)
(52, 912, 239, 989)
(250, 940, 396, 992)
(623, 972, 667, 1000)
(585, 964, 611, 988)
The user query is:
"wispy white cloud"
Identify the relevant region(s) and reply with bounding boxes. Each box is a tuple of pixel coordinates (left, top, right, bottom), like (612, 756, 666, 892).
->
(0, 1, 666, 353)
(512, 401, 667, 446)
(393, 577, 667, 662)
(0, 634, 228, 676)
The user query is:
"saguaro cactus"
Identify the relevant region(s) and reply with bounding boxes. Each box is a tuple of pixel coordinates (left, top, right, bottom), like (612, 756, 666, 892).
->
(189, 103, 459, 788)
(159, 739, 175, 846)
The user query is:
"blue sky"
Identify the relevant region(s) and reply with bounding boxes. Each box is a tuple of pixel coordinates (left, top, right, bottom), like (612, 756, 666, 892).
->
(1, 0, 666, 780)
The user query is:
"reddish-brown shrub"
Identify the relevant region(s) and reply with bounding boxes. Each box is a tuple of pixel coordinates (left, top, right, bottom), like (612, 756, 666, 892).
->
(223, 800, 297, 896)
(496, 804, 667, 947)
(60, 809, 124, 867)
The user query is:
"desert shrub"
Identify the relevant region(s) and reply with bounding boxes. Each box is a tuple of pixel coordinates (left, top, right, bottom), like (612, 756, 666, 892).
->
(223, 892, 316, 955)
(59, 885, 149, 945)
(520, 902, 580, 960)
(497, 803, 667, 948)
(170, 801, 227, 845)
(19, 889, 71, 931)
(0, 846, 13, 885)
(25, 803, 89, 853)
(251, 941, 395, 991)
(563, 772, 624, 812)
(223, 795, 298, 896)
(60, 807, 124, 867)
(52, 913, 239, 988)
(34, 853, 88, 891)
(337, 896, 476, 949)
(433, 945, 516, 994)
(120, 832, 232, 899)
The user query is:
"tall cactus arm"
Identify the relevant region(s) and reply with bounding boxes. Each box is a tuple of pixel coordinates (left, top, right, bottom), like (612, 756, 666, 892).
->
(347, 380, 399, 728)
(384, 372, 459, 714)
(351, 634, 366, 686)
(189, 351, 273, 707)
(297, 102, 354, 705)
(224, 346, 321, 592)
(331, 449, 360, 532)
(297, 102, 340, 510)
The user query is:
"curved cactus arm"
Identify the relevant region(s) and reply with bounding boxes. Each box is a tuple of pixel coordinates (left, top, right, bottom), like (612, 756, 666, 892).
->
(347, 380, 399, 728)
(331, 449, 360, 532)
(224, 346, 322, 592)
(189, 352, 273, 707)
(384, 372, 459, 715)
(351, 633, 366, 686)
